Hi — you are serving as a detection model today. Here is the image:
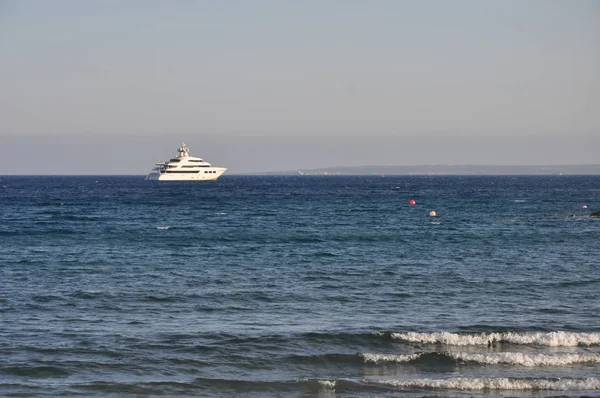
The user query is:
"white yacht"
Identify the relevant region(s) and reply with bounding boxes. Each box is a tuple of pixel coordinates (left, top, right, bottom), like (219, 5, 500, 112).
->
(145, 143, 227, 181)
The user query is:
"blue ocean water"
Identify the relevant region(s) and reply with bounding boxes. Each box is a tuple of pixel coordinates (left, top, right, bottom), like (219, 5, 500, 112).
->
(1, 175, 599, 397)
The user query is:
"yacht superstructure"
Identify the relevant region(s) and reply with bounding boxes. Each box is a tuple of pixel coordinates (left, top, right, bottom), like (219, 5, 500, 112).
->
(145, 143, 227, 181)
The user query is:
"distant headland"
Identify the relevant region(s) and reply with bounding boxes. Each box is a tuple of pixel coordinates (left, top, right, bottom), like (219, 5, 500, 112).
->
(251, 165, 600, 176)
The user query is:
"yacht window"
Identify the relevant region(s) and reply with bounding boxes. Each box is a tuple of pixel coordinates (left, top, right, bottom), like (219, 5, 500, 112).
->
(164, 170, 200, 174)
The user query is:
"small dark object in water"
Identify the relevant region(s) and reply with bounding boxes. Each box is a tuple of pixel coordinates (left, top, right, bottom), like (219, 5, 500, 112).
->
(591, 211, 600, 218)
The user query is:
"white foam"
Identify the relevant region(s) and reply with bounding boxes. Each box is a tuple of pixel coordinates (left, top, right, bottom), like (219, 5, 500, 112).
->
(215, 212, 227, 215)
(366, 377, 600, 391)
(450, 351, 600, 367)
(156, 226, 170, 230)
(317, 380, 336, 390)
(391, 331, 600, 346)
(362, 353, 422, 364)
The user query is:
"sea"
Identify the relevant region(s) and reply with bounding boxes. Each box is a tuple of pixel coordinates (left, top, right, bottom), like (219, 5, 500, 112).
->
(1, 175, 599, 398)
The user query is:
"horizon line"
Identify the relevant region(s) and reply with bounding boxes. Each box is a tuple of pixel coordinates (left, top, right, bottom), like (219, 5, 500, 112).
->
(2, 164, 600, 177)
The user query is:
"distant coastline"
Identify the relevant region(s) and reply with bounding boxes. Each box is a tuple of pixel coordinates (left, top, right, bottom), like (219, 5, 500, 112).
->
(250, 164, 600, 176)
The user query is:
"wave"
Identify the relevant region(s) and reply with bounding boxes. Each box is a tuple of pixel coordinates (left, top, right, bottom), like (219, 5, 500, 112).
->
(450, 351, 600, 367)
(262, 349, 600, 368)
(361, 351, 600, 367)
(317, 379, 336, 390)
(391, 331, 600, 346)
(71, 378, 350, 395)
(365, 377, 600, 391)
(273, 331, 394, 347)
(283, 352, 421, 367)
(362, 353, 423, 364)
(57, 377, 600, 395)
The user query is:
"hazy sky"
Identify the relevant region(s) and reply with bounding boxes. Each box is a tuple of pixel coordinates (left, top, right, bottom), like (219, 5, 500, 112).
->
(1, 0, 599, 174)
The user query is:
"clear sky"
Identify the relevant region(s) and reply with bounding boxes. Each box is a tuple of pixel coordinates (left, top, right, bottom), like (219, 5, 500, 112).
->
(1, 0, 599, 174)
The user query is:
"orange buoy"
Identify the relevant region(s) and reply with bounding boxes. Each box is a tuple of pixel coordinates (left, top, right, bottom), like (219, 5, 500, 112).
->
(409, 199, 416, 205)
(429, 210, 437, 217)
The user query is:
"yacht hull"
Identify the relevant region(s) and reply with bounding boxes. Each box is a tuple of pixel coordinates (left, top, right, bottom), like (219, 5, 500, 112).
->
(146, 168, 227, 181)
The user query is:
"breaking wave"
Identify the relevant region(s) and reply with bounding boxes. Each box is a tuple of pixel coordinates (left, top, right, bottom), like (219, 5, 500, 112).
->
(361, 351, 600, 367)
(362, 353, 422, 364)
(450, 351, 600, 367)
(366, 377, 600, 391)
(391, 331, 600, 346)
(317, 380, 336, 390)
